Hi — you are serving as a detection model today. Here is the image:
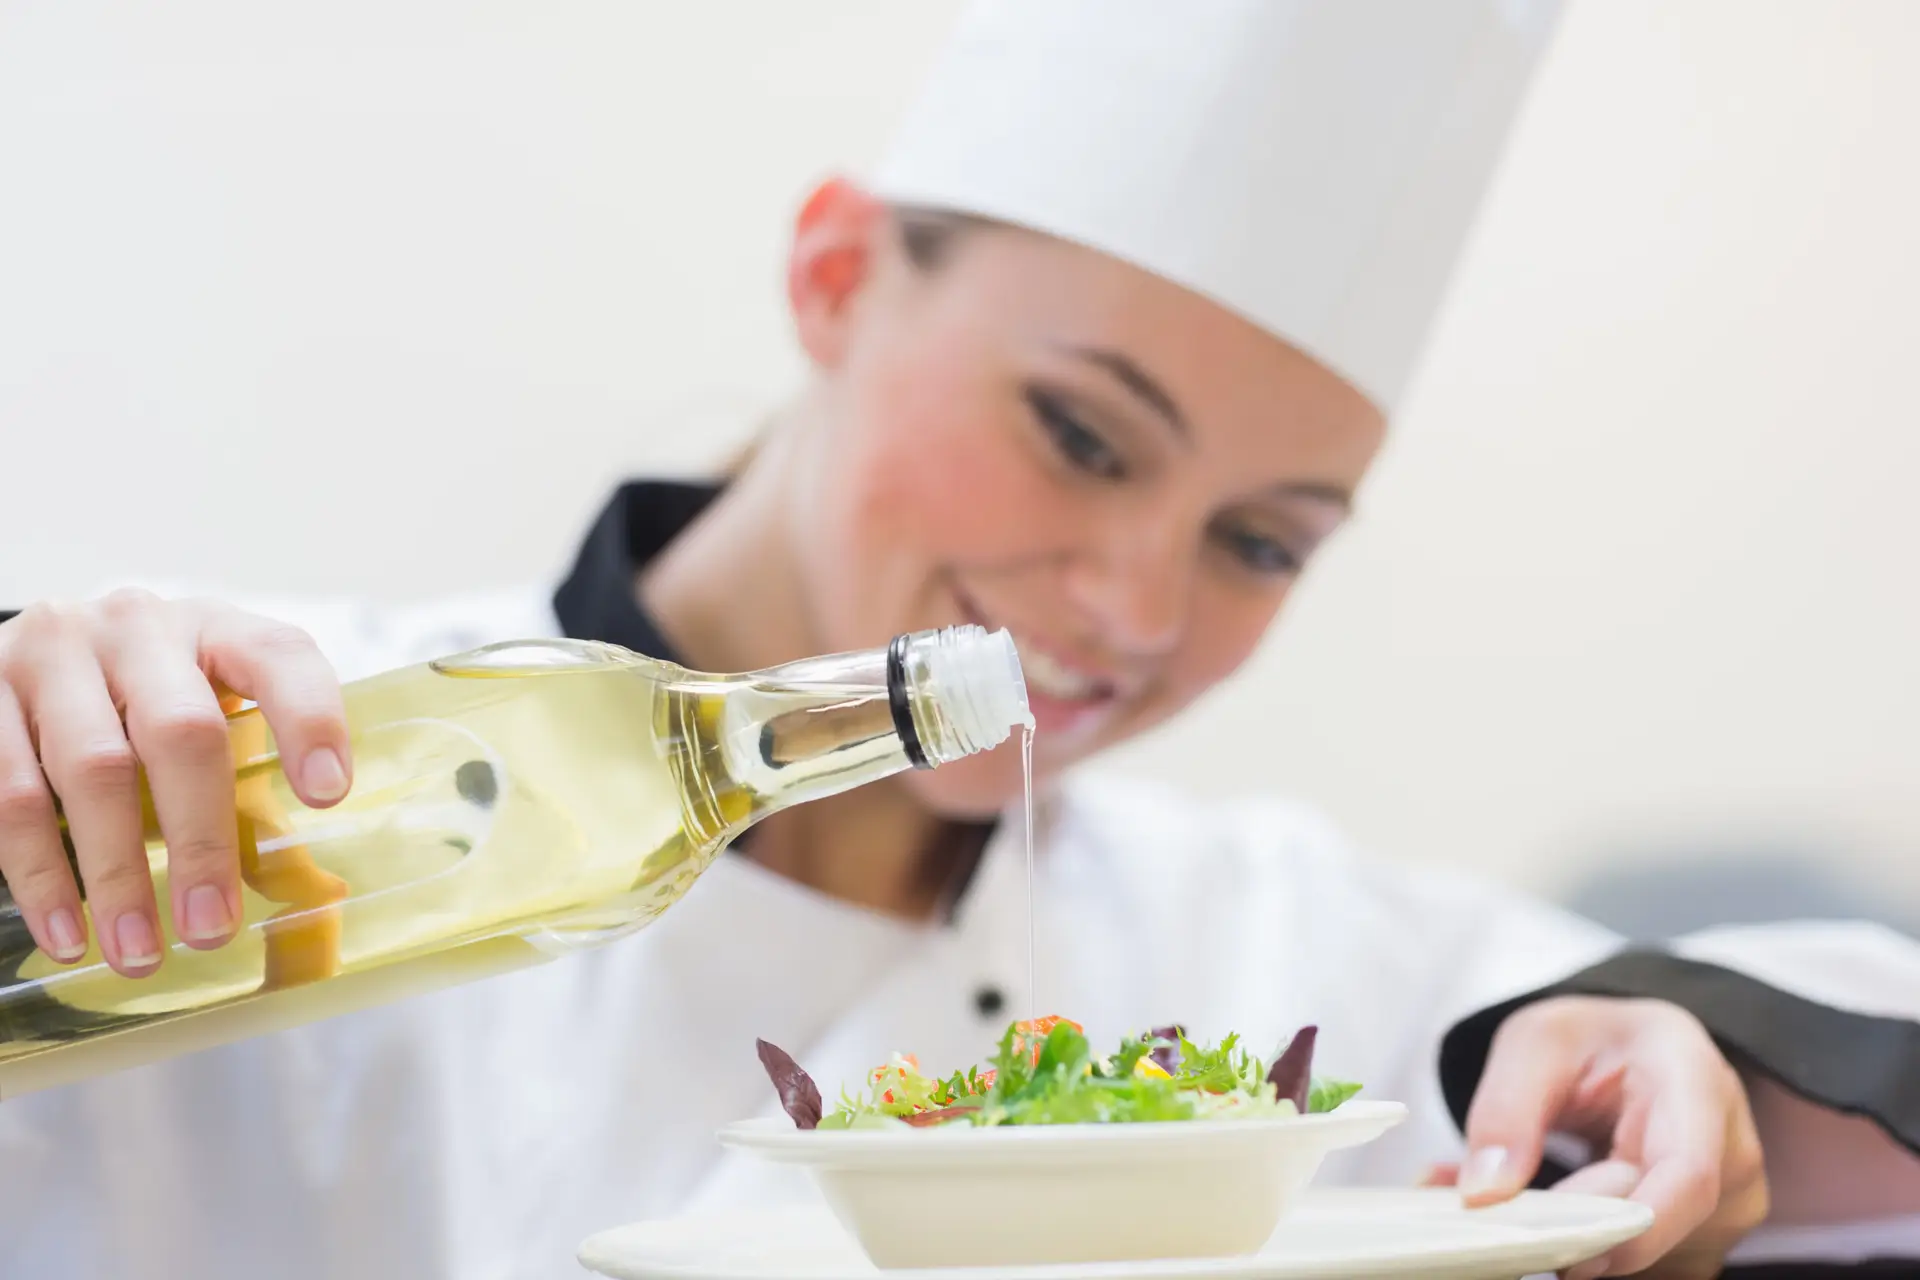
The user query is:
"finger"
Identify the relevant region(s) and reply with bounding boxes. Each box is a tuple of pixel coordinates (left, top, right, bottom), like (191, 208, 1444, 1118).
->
(199, 610, 351, 809)
(1720, 1072, 1771, 1228)
(1421, 1163, 1461, 1188)
(1551, 1158, 1642, 1198)
(103, 620, 242, 950)
(1460, 1001, 1597, 1205)
(26, 648, 163, 975)
(0, 682, 89, 962)
(1563, 1254, 1616, 1280)
(1552, 1159, 1644, 1278)
(1605, 1065, 1728, 1274)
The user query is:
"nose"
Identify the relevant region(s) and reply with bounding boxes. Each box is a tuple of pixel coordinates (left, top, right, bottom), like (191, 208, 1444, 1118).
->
(1059, 520, 1192, 657)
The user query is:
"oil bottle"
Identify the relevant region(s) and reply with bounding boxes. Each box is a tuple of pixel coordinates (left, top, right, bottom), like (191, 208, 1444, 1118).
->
(0, 625, 1029, 1096)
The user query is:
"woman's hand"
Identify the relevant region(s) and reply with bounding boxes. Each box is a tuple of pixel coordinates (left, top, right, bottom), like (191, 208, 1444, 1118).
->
(1433, 995, 1769, 1279)
(0, 591, 350, 976)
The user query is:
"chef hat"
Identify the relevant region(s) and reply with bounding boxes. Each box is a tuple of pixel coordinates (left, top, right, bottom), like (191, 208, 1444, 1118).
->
(871, 0, 1565, 414)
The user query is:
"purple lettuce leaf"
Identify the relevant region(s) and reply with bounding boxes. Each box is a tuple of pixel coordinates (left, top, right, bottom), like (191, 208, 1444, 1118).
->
(756, 1038, 823, 1130)
(1266, 1024, 1317, 1113)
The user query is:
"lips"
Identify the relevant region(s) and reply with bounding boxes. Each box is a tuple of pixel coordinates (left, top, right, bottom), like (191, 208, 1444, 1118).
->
(1018, 643, 1107, 702)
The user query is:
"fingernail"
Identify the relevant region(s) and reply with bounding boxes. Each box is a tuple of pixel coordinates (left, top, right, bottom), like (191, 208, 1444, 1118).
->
(1459, 1145, 1512, 1199)
(113, 912, 162, 968)
(303, 748, 348, 803)
(182, 884, 233, 942)
(46, 908, 87, 961)
(1566, 1254, 1613, 1280)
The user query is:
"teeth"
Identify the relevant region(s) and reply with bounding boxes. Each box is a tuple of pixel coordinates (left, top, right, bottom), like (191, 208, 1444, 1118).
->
(1015, 639, 1102, 701)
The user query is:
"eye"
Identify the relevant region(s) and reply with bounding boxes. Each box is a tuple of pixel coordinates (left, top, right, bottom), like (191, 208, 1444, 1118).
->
(1213, 522, 1302, 576)
(1025, 388, 1126, 480)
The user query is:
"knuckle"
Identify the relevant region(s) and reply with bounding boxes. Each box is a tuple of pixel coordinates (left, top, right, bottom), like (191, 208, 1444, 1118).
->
(247, 621, 319, 659)
(5, 857, 78, 906)
(98, 587, 162, 621)
(15, 600, 67, 632)
(5, 600, 85, 659)
(81, 857, 158, 904)
(134, 703, 231, 760)
(0, 773, 56, 828)
(68, 742, 140, 793)
(282, 705, 345, 745)
(1631, 995, 1708, 1037)
(1500, 994, 1590, 1044)
(162, 831, 236, 874)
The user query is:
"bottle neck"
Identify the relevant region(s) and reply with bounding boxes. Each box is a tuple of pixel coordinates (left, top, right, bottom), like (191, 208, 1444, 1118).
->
(717, 650, 911, 830)
(706, 626, 1030, 836)
(888, 629, 1029, 767)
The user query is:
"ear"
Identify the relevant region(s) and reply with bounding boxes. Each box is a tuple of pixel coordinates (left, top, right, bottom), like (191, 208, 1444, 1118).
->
(786, 176, 889, 370)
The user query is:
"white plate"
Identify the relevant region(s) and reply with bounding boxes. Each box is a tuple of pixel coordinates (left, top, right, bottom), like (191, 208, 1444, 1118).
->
(577, 1190, 1654, 1280)
(715, 1105, 1407, 1267)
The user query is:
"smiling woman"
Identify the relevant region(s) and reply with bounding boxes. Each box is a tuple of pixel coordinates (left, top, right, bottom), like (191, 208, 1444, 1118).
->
(0, 2, 1915, 1279)
(661, 179, 1380, 804)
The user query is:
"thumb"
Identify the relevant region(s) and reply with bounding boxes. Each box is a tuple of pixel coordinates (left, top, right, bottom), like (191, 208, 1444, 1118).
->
(1459, 1005, 1592, 1206)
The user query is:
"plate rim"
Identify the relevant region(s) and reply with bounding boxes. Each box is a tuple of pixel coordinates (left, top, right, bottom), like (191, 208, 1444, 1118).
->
(578, 1187, 1657, 1280)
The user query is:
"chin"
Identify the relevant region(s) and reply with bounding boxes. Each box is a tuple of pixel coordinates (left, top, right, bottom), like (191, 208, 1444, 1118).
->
(904, 746, 1031, 821)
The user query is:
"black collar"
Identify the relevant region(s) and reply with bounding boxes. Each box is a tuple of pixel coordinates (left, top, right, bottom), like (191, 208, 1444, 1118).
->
(551, 481, 994, 917)
(552, 479, 720, 662)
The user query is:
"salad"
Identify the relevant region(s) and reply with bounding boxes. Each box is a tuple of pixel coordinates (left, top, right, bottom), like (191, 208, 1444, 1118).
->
(756, 1015, 1361, 1130)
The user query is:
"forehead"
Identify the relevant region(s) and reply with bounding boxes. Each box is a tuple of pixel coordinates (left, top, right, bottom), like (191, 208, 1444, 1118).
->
(915, 224, 1387, 483)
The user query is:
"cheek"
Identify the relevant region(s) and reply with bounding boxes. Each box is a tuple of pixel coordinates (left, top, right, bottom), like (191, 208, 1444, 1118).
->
(1117, 586, 1287, 738)
(803, 353, 1060, 647)
(856, 351, 1047, 548)
(1173, 584, 1283, 688)
(1180, 588, 1283, 686)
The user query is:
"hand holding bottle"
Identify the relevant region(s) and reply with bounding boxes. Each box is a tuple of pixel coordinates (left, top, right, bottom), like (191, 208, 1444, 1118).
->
(0, 611, 1026, 1094)
(0, 591, 352, 976)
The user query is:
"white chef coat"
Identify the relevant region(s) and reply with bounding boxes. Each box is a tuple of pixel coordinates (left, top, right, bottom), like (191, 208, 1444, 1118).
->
(0, 547, 1913, 1278)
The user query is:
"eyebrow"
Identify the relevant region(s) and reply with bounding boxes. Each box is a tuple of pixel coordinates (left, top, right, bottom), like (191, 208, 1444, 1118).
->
(1061, 345, 1189, 440)
(1060, 344, 1354, 509)
(1267, 480, 1353, 511)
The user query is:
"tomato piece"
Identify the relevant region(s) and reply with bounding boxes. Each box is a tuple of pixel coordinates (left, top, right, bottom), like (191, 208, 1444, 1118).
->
(1013, 1015, 1082, 1039)
(1011, 1015, 1085, 1065)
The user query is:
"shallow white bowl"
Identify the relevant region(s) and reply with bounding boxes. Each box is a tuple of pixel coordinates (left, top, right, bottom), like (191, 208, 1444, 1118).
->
(718, 1101, 1406, 1270)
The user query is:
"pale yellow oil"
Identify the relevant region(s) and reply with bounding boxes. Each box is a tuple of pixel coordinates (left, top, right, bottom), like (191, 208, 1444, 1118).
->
(0, 640, 900, 1095)
(1021, 726, 1036, 1029)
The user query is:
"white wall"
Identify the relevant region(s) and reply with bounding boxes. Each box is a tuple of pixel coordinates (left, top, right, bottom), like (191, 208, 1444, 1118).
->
(3, 2, 1916, 919)
(0, 1, 959, 599)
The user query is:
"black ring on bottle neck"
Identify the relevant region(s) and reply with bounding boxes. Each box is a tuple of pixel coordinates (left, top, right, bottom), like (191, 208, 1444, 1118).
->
(886, 634, 931, 770)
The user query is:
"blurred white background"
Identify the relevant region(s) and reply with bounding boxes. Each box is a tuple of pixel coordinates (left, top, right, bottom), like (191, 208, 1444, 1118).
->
(2, 1, 1916, 928)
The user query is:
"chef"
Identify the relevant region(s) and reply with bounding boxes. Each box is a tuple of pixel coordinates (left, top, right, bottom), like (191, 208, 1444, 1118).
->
(0, 2, 1913, 1278)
